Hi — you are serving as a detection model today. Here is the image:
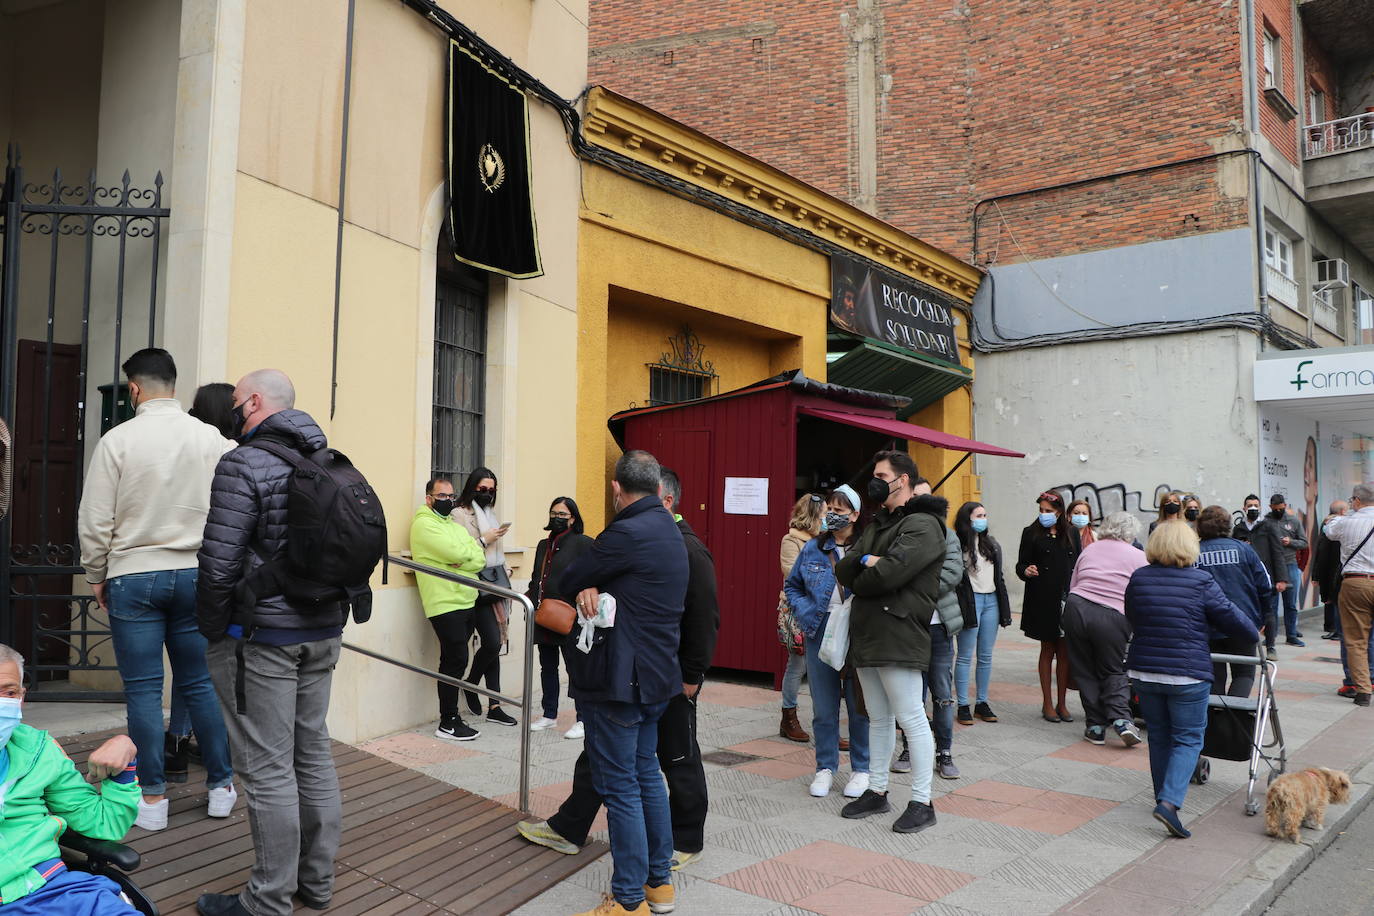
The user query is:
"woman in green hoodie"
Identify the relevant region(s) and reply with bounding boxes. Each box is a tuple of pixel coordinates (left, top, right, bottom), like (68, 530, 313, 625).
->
(410, 477, 487, 742)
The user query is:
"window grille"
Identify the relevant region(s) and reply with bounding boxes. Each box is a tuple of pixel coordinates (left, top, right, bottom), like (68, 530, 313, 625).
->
(645, 326, 718, 407)
(433, 238, 488, 484)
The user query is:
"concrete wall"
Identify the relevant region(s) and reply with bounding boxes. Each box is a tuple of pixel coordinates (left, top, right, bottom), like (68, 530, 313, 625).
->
(972, 328, 1260, 592)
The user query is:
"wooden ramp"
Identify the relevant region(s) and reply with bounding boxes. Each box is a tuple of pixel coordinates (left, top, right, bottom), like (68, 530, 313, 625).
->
(58, 730, 607, 915)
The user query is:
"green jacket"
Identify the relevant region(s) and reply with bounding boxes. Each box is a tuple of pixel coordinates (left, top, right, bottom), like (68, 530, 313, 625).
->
(0, 724, 139, 904)
(835, 505, 946, 670)
(409, 506, 487, 617)
(906, 494, 966, 637)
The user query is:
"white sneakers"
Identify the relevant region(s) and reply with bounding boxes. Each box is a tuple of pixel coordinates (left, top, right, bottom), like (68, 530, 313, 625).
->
(563, 722, 585, 740)
(530, 716, 559, 731)
(809, 769, 834, 797)
(135, 797, 168, 831)
(208, 785, 238, 818)
(843, 772, 870, 798)
(137, 785, 237, 830)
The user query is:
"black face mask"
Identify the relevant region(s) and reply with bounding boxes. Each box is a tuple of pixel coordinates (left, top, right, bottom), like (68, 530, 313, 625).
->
(546, 517, 570, 534)
(1270, 507, 1285, 519)
(1184, 508, 1199, 521)
(230, 400, 249, 439)
(867, 476, 894, 505)
(473, 491, 495, 509)
(1246, 507, 1260, 520)
(431, 497, 456, 517)
(1162, 502, 1181, 516)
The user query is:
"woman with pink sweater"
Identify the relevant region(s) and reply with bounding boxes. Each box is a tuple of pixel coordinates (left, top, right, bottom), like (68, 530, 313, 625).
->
(1062, 511, 1149, 746)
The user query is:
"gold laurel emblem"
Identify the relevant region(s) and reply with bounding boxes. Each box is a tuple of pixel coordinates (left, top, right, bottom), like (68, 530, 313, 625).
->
(478, 143, 506, 193)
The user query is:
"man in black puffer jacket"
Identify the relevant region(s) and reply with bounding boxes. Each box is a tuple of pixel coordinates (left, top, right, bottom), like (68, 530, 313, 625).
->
(195, 369, 343, 916)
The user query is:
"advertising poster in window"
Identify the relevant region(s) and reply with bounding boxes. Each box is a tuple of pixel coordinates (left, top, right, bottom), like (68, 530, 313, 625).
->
(830, 254, 962, 367)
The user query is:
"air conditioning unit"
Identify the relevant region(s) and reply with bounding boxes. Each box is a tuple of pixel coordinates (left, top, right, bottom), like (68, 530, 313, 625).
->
(1314, 258, 1350, 291)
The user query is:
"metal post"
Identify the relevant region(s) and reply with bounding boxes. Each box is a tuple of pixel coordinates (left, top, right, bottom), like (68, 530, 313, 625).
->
(932, 451, 972, 493)
(0, 151, 22, 650)
(517, 591, 535, 814)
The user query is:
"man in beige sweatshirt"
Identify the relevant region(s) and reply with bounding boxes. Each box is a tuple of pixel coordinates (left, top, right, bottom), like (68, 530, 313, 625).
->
(76, 347, 237, 831)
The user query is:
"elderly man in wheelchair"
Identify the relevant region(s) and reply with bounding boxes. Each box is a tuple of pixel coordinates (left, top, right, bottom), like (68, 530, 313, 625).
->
(1, 643, 152, 915)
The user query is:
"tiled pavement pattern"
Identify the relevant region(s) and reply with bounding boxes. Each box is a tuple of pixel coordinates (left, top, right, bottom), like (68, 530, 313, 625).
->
(356, 622, 1374, 914)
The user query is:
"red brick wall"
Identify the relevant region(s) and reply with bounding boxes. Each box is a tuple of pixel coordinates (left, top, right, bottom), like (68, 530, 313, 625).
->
(1256, 0, 1300, 164)
(589, 0, 1251, 265)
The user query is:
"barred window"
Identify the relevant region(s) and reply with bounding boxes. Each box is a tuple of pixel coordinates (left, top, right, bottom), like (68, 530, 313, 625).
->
(433, 237, 488, 483)
(649, 367, 710, 406)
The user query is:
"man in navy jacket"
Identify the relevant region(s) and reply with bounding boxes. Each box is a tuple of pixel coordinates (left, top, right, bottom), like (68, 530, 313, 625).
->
(561, 450, 688, 916)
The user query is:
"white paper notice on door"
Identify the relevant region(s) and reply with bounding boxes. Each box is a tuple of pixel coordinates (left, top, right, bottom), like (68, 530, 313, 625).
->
(723, 477, 769, 515)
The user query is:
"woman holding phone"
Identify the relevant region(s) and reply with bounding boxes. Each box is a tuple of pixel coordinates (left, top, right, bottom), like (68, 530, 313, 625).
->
(455, 467, 517, 727)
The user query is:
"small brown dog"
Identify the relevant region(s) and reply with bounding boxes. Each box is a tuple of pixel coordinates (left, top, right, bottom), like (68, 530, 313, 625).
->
(1264, 767, 1352, 843)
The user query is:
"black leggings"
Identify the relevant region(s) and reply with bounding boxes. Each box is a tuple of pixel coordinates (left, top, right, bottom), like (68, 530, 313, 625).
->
(430, 608, 474, 720)
(466, 602, 503, 699)
(1211, 635, 1259, 698)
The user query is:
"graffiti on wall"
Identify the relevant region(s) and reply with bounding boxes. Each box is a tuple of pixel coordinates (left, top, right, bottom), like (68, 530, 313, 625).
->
(1044, 481, 1182, 530)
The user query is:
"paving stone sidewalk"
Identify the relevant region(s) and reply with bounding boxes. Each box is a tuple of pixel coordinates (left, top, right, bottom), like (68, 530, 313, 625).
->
(350, 621, 1374, 915)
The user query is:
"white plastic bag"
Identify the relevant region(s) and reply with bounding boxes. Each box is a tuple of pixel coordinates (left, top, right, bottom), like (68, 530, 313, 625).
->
(817, 602, 850, 671)
(575, 593, 618, 654)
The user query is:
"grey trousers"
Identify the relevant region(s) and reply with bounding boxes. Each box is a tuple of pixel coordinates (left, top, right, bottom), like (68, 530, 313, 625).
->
(1062, 593, 1133, 729)
(207, 637, 343, 916)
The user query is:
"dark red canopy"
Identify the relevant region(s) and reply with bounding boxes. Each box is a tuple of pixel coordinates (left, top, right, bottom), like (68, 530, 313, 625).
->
(797, 406, 1025, 458)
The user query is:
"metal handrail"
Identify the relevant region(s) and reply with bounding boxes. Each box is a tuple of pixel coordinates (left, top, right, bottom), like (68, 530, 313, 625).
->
(343, 553, 536, 813)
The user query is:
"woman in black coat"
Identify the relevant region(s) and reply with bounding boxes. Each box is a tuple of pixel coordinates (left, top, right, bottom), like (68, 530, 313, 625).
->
(1016, 491, 1081, 722)
(526, 496, 593, 738)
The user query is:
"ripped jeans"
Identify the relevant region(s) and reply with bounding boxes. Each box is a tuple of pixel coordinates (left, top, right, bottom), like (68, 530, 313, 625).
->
(928, 621, 955, 753)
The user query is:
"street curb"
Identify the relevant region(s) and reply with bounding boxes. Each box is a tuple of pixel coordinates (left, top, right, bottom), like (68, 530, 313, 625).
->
(1200, 758, 1374, 915)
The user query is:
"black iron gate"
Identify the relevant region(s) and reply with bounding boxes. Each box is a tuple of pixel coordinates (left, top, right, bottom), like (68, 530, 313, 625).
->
(0, 146, 169, 699)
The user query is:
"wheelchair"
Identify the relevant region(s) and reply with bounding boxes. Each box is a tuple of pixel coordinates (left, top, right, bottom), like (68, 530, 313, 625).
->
(58, 829, 159, 916)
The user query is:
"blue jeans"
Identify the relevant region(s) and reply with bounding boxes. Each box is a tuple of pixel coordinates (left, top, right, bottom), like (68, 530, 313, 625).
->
(107, 569, 233, 795)
(1283, 562, 1302, 637)
(928, 622, 955, 753)
(1133, 679, 1210, 809)
(582, 699, 673, 907)
(781, 650, 806, 708)
(803, 629, 869, 773)
(955, 593, 999, 706)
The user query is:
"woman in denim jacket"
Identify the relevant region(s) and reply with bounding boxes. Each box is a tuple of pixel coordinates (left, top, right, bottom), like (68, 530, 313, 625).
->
(785, 485, 871, 800)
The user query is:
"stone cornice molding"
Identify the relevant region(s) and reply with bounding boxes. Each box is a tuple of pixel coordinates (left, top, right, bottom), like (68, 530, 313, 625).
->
(582, 87, 982, 304)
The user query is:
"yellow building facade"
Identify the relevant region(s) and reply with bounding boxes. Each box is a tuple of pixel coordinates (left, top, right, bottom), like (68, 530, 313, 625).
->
(577, 87, 984, 531)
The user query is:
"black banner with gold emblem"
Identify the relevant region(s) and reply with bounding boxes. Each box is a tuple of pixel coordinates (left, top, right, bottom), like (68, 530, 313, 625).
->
(446, 41, 542, 279)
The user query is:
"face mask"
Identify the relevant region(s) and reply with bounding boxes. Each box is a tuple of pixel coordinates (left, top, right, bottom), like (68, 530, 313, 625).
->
(1184, 508, 1199, 521)
(474, 491, 496, 509)
(0, 697, 21, 748)
(1246, 507, 1260, 520)
(866, 477, 894, 505)
(1162, 502, 1181, 516)
(1038, 512, 1058, 528)
(1070, 513, 1089, 529)
(1270, 508, 1284, 519)
(824, 512, 852, 532)
(431, 497, 455, 517)
(546, 517, 570, 534)
(971, 517, 988, 533)
(230, 400, 249, 438)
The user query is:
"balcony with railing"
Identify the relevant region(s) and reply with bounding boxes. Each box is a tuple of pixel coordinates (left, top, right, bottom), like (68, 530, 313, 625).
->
(1312, 287, 1341, 333)
(1266, 265, 1299, 310)
(1303, 113, 1374, 259)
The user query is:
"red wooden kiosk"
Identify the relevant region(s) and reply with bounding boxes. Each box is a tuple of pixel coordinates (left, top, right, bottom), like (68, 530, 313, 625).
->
(607, 370, 1025, 686)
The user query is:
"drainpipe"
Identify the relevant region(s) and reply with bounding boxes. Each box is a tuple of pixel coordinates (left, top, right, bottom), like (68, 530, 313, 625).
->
(1241, 0, 1270, 350)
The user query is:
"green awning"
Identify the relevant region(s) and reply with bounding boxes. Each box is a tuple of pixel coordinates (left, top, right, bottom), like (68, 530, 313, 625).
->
(826, 339, 971, 420)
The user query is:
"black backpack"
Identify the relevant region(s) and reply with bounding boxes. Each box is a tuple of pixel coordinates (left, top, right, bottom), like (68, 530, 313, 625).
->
(240, 438, 387, 626)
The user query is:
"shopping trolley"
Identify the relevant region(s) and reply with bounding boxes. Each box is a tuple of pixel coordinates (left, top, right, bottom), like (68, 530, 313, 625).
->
(1190, 650, 1287, 816)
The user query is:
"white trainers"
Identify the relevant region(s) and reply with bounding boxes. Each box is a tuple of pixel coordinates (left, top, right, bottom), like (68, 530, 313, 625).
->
(208, 785, 237, 818)
(809, 769, 834, 797)
(530, 716, 559, 731)
(843, 772, 870, 798)
(136, 797, 168, 831)
(563, 722, 585, 740)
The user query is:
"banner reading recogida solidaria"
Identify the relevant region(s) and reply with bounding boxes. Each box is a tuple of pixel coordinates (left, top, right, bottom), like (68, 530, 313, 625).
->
(830, 254, 962, 367)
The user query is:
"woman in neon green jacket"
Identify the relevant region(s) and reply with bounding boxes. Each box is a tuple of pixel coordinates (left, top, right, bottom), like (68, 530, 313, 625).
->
(410, 477, 487, 742)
